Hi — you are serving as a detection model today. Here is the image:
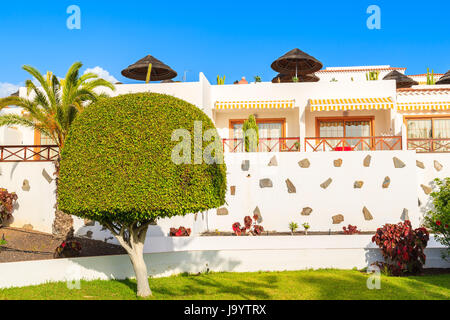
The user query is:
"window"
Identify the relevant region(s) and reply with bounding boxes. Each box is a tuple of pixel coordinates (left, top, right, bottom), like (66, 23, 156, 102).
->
(407, 117, 450, 152)
(316, 117, 373, 150)
(230, 118, 286, 152)
(231, 119, 285, 139)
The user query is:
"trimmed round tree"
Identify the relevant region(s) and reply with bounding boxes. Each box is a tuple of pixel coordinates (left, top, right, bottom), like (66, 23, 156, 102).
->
(58, 93, 227, 297)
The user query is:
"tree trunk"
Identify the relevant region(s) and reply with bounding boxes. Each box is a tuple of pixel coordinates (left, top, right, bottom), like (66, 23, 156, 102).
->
(128, 240, 152, 297)
(52, 157, 74, 240)
(111, 222, 152, 298)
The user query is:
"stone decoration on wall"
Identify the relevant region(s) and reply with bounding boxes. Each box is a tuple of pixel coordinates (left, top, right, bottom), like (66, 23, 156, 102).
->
(286, 179, 296, 193)
(253, 206, 263, 223)
(22, 179, 31, 192)
(320, 178, 333, 189)
(268, 156, 278, 167)
(23, 224, 33, 231)
(401, 208, 409, 221)
(217, 208, 229, 216)
(393, 157, 406, 168)
(363, 155, 372, 167)
(421, 184, 432, 195)
(434, 160, 443, 172)
(230, 186, 236, 196)
(42, 169, 53, 184)
(382, 176, 391, 189)
(332, 214, 344, 224)
(260, 179, 273, 188)
(354, 181, 364, 189)
(362, 207, 373, 221)
(334, 159, 343, 167)
(298, 159, 310, 168)
(241, 160, 250, 171)
(416, 160, 425, 169)
(301, 207, 313, 216)
(84, 219, 95, 227)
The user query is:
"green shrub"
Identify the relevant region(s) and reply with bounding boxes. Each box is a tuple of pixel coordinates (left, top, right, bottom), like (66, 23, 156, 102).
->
(242, 115, 259, 152)
(59, 93, 226, 223)
(425, 178, 450, 259)
(58, 92, 227, 297)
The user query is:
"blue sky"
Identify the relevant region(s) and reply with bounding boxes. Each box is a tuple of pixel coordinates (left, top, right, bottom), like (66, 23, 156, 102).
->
(0, 0, 448, 96)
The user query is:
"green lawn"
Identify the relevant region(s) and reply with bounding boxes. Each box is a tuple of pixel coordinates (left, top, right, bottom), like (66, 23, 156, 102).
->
(1, 270, 449, 300)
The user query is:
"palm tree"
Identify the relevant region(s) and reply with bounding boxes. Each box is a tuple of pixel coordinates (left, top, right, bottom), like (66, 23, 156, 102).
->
(0, 62, 115, 149)
(0, 62, 116, 239)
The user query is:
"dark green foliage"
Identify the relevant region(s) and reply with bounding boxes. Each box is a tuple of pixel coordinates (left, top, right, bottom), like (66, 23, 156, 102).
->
(58, 93, 227, 224)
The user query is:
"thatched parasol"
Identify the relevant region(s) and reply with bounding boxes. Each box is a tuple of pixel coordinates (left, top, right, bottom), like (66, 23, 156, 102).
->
(121, 55, 177, 81)
(436, 70, 450, 85)
(271, 48, 323, 76)
(383, 70, 418, 88)
(272, 73, 320, 83)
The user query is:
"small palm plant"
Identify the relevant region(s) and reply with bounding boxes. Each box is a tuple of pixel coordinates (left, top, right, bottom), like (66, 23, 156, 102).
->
(289, 222, 299, 235)
(303, 222, 310, 235)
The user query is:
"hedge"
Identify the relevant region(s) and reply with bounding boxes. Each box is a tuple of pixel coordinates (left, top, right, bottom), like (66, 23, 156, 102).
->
(58, 93, 227, 224)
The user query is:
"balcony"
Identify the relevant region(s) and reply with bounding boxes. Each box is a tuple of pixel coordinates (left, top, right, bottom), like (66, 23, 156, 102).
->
(407, 138, 450, 153)
(304, 136, 402, 152)
(223, 138, 301, 153)
(0, 145, 59, 162)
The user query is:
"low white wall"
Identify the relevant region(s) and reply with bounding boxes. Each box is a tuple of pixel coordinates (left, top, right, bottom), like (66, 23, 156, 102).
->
(0, 235, 447, 289)
(0, 162, 56, 233)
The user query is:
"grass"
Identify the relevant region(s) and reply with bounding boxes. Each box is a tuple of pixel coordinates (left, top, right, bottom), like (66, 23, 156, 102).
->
(0, 269, 449, 300)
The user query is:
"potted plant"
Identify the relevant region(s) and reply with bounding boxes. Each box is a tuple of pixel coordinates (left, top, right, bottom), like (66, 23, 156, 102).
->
(289, 222, 298, 235)
(292, 76, 299, 83)
(254, 76, 262, 83)
(302, 223, 310, 235)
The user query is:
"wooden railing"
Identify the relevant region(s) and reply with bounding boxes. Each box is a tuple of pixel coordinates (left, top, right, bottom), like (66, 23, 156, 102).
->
(407, 138, 450, 153)
(223, 138, 301, 153)
(0, 145, 59, 162)
(305, 136, 402, 152)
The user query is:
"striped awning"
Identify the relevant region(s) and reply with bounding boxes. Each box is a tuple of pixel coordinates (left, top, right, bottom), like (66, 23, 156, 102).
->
(397, 101, 450, 111)
(215, 100, 295, 110)
(310, 97, 394, 112)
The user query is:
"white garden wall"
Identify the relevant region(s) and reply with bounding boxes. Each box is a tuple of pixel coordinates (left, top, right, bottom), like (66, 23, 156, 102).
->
(209, 151, 421, 233)
(0, 235, 448, 289)
(0, 162, 56, 233)
(2, 150, 449, 241)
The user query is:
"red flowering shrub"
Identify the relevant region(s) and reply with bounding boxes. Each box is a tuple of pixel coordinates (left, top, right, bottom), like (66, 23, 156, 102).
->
(54, 241, 82, 258)
(343, 225, 360, 235)
(372, 220, 429, 275)
(0, 188, 18, 226)
(232, 216, 264, 236)
(169, 227, 191, 237)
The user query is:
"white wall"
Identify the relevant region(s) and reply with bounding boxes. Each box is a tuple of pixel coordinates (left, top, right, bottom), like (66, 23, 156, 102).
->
(207, 151, 420, 233)
(0, 235, 447, 289)
(0, 162, 56, 233)
(4, 150, 449, 240)
(416, 153, 450, 221)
